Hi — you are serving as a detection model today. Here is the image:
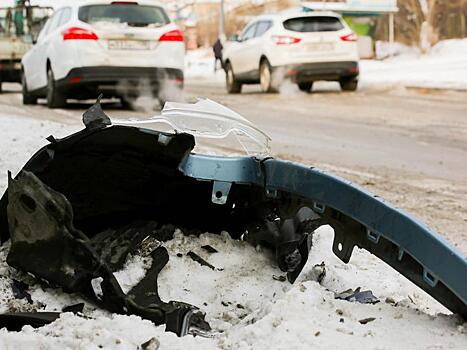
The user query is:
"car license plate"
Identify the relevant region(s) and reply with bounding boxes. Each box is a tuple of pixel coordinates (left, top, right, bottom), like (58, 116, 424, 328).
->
(108, 40, 150, 50)
(305, 43, 335, 51)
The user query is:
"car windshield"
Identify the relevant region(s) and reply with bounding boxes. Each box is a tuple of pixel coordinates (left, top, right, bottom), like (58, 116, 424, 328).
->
(78, 4, 169, 27)
(283, 16, 344, 32)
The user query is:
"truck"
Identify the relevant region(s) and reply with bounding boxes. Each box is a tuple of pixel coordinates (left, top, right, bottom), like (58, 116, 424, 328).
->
(0, 1, 52, 93)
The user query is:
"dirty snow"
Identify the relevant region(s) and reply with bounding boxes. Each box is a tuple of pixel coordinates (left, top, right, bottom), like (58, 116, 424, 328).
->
(0, 112, 466, 349)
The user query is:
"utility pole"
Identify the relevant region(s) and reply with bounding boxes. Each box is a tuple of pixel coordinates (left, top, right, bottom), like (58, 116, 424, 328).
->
(219, 0, 226, 41)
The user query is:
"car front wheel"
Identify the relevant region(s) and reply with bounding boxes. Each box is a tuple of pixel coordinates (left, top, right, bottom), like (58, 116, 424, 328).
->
(47, 68, 66, 108)
(225, 63, 242, 94)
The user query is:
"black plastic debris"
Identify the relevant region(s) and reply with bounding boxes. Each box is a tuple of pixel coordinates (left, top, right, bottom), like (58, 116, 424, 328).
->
(62, 303, 85, 314)
(273, 275, 287, 282)
(1, 170, 209, 336)
(0, 301, 89, 332)
(82, 94, 111, 130)
(201, 245, 218, 254)
(140, 337, 160, 350)
(11, 279, 33, 304)
(0, 312, 61, 331)
(335, 287, 380, 304)
(246, 207, 320, 283)
(310, 262, 326, 284)
(359, 317, 376, 324)
(187, 251, 215, 270)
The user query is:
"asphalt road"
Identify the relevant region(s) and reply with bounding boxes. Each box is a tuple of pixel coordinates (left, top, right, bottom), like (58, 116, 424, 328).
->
(185, 81, 467, 183)
(0, 81, 466, 252)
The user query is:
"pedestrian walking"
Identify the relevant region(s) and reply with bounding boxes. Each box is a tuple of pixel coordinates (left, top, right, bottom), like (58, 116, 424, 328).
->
(213, 38, 224, 72)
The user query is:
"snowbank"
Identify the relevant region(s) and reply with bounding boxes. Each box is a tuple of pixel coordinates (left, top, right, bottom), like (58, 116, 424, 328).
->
(185, 48, 225, 81)
(361, 39, 467, 91)
(0, 112, 465, 349)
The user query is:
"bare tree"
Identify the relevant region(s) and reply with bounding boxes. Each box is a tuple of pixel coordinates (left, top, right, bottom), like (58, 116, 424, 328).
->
(428, 0, 467, 42)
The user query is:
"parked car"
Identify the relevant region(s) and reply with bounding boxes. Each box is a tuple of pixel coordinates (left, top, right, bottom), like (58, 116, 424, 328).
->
(21, 0, 185, 108)
(223, 11, 359, 94)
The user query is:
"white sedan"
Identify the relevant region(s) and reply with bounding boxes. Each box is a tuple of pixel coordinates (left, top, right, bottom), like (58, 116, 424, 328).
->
(223, 11, 360, 93)
(21, 0, 185, 108)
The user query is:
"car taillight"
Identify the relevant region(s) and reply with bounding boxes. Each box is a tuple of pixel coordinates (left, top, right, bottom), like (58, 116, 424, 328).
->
(68, 77, 82, 83)
(63, 27, 98, 40)
(271, 35, 301, 45)
(159, 29, 184, 42)
(340, 33, 358, 42)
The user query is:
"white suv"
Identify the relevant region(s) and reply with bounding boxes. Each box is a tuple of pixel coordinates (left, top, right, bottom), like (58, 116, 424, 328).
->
(223, 11, 359, 93)
(21, 1, 185, 108)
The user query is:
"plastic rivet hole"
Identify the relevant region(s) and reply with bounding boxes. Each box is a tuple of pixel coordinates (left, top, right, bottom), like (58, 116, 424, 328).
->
(313, 202, 325, 213)
(367, 229, 380, 243)
(338, 243, 343, 251)
(215, 191, 223, 199)
(20, 194, 36, 213)
(423, 270, 438, 287)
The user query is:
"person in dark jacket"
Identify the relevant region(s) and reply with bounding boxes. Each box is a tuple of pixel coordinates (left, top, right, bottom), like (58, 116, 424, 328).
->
(213, 38, 224, 72)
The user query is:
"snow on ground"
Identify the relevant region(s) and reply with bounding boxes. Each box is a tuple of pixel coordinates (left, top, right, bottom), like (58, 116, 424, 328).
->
(185, 48, 225, 82)
(361, 39, 467, 90)
(186, 39, 467, 91)
(0, 112, 466, 349)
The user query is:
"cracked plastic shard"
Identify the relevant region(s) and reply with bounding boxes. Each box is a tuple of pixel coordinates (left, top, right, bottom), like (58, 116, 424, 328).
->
(112, 98, 272, 156)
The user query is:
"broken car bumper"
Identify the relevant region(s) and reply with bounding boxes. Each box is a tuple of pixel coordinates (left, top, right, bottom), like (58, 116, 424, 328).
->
(0, 99, 465, 337)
